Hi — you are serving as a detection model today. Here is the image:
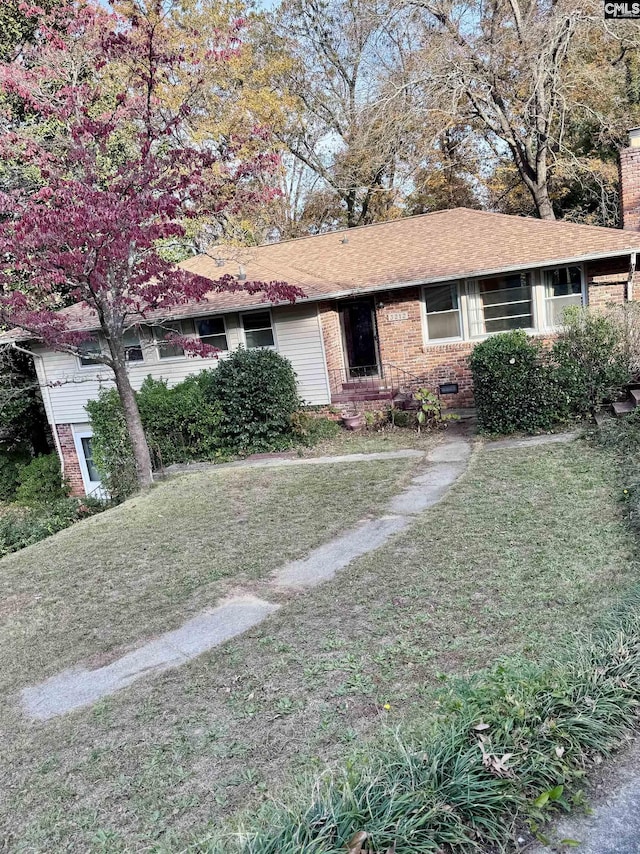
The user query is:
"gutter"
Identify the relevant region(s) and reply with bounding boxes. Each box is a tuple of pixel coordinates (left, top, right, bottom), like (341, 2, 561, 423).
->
(11, 342, 65, 478)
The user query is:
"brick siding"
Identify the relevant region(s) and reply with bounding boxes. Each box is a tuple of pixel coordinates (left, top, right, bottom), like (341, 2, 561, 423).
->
(56, 424, 85, 496)
(318, 255, 634, 411)
(619, 145, 640, 232)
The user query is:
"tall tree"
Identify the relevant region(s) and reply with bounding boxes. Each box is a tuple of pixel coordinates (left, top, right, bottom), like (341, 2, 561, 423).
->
(261, 0, 422, 230)
(0, 0, 301, 491)
(412, 0, 591, 220)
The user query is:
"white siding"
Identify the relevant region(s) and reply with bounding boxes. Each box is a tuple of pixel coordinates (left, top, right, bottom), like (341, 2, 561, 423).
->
(272, 304, 330, 406)
(36, 305, 330, 425)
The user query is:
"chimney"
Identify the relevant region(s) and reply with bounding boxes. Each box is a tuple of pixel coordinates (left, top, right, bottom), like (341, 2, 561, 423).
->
(619, 128, 640, 230)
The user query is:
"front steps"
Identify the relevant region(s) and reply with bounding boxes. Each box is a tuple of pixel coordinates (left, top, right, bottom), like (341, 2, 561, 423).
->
(609, 385, 640, 418)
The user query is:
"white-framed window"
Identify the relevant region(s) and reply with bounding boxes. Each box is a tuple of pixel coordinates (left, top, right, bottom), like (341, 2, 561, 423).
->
(154, 319, 195, 359)
(77, 337, 102, 368)
(469, 272, 534, 336)
(196, 316, 228, 351)
(72, 427, 106, 497)
(242, 310, 275, 348)
(544, 265, 584, 327)
(123, 329, 144, 362)
(423, 282, 463, 341)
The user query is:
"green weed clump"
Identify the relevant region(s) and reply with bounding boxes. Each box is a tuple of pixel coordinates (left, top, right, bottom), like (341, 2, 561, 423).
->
(207, 589, 640, 853)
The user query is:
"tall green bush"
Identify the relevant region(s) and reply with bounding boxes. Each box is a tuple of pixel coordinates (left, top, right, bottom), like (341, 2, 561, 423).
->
(0, 449, 30, 502)
(86, 389, 137, 503)
(469, 331, 560, 434)
(15, 453, 69, 506)
(204, 348, 300, 452)
(551, 306, 630, 417)
(136, 376, 223, 467)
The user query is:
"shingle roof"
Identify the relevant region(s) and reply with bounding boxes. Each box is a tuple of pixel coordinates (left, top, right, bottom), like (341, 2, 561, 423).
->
(5, 207, 640, 338)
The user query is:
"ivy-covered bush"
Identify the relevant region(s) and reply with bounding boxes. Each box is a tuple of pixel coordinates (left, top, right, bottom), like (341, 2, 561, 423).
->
(0, 449, 30, 502)
(551, 306, 630, 417)
(86, 389, 137, 503)
(469, 331, 561, 434)
(14, 453, 69, 506)
(203, 348, 300, 453)
(0, 499, 101, 558)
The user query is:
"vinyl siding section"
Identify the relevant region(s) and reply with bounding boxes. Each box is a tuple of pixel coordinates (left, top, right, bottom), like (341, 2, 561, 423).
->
(35, 305, 330, 426)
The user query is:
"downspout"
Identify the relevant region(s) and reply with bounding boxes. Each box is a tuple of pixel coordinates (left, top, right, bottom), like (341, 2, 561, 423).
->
(10, 342, 65, 478)
(629, 252, 637, 303)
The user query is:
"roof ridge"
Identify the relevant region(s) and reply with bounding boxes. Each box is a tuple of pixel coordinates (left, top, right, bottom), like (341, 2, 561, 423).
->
(204, 208, 479, 254)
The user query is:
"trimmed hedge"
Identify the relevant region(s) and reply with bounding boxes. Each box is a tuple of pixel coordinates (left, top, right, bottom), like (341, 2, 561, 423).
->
(469, 331, 560, 434)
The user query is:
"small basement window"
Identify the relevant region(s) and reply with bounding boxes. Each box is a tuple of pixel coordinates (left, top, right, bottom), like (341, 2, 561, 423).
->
(196, 316, 228, 351)
(242, 311, 274, 348)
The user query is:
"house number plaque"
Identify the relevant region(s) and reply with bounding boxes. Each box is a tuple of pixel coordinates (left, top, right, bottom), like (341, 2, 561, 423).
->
(386, 311, 409, 321)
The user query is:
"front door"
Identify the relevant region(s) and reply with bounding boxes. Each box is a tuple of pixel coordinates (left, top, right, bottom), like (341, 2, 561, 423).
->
(341, 299, 380, 377)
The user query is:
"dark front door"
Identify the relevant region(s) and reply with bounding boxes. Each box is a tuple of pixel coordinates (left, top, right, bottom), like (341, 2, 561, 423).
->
(341, 299, 380, 377)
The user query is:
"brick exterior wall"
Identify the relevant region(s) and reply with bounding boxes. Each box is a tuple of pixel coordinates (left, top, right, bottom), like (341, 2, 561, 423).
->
(319, 301, 346, 394)
(56, 424, 85, 497)
(619, 145, 640, 231)
(586, 258, 629, 308)
(317, 255, 635, 412)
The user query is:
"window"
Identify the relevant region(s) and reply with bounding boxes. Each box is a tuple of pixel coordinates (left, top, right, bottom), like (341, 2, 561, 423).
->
(473, 273, 533, 335)
(154, 320, 195, 359)
(80, 436, 101, 483)
(545, 266, 583, 326)
(196, 316, 228, 351)
(123, 330, 144, 362)
(242, 311, 274, 348)
(78, 338, 102, 367)
(424, 283, 462, 340)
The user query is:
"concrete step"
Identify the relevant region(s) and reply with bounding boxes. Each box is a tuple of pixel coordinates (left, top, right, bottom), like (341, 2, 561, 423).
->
(630, 388, 640, 406)
(612, 399, 636, 416)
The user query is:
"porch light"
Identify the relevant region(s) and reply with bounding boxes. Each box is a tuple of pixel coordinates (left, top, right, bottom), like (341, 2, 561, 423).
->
(237, 265, 247, 281)
(341, 236, 349, 244)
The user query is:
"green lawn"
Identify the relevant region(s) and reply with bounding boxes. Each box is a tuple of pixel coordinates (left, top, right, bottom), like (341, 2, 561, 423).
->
(1, 439, 637, 852)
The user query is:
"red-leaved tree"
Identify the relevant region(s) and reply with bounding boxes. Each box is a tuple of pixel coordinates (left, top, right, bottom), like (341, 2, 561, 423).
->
(0, 0, 302, 490)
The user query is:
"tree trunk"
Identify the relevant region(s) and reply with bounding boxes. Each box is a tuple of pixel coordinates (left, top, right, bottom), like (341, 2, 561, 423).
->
(111, 356, 153, 490)
(532, 183, 556, 220)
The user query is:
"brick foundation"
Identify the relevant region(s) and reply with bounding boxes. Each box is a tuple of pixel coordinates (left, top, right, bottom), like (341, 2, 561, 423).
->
(56, 424, 85, 496)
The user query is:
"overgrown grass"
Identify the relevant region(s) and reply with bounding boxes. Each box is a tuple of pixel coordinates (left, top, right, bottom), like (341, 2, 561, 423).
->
(2, 440, 635, 851)
(211, 590, 640, 853)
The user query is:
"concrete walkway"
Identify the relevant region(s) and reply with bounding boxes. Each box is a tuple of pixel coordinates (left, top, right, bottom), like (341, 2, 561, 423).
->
(482, 431, 579, 452)
(163, 448, 425, 476)
(21, 439, 473, 720)
(531, 740, 640, 854)
(21, 432, 566, 721)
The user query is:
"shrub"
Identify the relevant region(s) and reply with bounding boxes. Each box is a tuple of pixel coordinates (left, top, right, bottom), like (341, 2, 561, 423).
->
(137, 376, 223, 467)
(469, 331, 561, 434)
(0, 498, 103, 558)
(390, 408, 415, 429)
(0, 449, 30, 502)
(86, 389, 137, 503)
(204, 348, 300, 453)
(551, 306, 630, 417)
(14, 454, 69, 506)
(291, 412, 340, 446)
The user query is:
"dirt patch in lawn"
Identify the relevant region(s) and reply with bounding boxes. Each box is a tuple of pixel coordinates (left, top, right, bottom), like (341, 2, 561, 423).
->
(2, 440, 637, 852)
